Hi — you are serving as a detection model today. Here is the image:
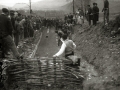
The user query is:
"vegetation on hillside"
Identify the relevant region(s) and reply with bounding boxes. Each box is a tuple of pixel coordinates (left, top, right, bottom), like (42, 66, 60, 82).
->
(73, 14, 120, 90)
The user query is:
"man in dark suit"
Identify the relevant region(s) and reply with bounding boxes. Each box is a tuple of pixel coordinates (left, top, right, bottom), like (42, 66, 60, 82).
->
(87, 5, 93, 25)
(0, 8, 22, 59)
(10, 10, 15, 31)
(92, 3, 98, 26)
(95, 3, 99, 22)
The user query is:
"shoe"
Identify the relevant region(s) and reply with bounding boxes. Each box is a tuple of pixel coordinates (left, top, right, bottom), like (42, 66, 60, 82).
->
(17, 55, 23, 60)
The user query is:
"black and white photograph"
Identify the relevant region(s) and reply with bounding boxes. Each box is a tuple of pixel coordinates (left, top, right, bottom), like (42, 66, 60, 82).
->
(0, 0, 120, 90)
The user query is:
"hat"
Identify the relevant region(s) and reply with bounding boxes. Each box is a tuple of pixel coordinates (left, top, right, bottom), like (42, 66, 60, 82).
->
(2, 8, 9, 13)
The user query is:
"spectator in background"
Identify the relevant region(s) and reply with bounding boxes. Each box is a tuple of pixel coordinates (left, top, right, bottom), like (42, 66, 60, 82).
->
(73, 13, 77, 25)
(19, 18, 25, 41)
(95, 3, 99, 22)
(77, 9, 84, 26)
(0, 8, 22, 59)
(64, 15, 68, 23)
(92, 3, 98, 26)
(29, 17, 34, 38)
(102, 0, 109, 24)
(78, 7, 84, 17)
(10, 10, 15, 37)
(70, 13, 73, 24)
(87, 5, 93, 26)
(14, 17, 20, 46)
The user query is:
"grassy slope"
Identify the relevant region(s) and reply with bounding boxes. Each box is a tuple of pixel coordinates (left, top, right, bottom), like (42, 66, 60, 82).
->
(73, 15, 120, 89)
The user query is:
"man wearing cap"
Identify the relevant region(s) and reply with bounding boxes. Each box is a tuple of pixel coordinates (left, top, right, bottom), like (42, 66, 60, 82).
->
(0, 8, 22, 60)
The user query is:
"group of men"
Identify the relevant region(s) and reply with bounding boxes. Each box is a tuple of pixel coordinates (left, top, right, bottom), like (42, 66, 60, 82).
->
(64, 13, 74, 24)
(86, 3, 99, 26)
(87, 0, 109, 26)
(0, 8, 43, 60)
(0, 8, 22, 60)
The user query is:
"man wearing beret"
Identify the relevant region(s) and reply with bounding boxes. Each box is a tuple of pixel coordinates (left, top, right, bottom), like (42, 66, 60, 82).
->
(0, 8, 22, 60)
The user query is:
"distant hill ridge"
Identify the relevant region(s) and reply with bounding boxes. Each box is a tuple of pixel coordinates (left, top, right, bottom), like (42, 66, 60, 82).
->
(12, 0, 72, 10)
(0, 4, 9, 9)
(11, 0, 120, 14)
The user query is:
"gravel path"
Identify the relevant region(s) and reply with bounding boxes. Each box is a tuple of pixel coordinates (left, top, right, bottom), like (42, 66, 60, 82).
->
(35, 27, 59, 58)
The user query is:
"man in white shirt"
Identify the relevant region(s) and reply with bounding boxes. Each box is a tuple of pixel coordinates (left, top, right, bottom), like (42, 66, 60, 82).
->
(53, 34, 76, 59)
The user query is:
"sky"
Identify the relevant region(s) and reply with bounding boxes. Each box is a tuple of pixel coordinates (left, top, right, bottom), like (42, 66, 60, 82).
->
(0, 0, 43, 7)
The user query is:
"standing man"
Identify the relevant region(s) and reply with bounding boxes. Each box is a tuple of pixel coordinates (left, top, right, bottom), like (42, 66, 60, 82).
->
(70, 13, 73, 24)
(92, 3, 98, 26)
(53, 34, 76, 59)
(64, 15, 67, 24)
(0, 8, 22, 59)
(14, 17, 20, 46)
(19, 18, 25, 41)
(102, 0, 109, 25)
(87, 5, 93, 26)
(10, 10, 15, 37)
(95, 3, 99, 22)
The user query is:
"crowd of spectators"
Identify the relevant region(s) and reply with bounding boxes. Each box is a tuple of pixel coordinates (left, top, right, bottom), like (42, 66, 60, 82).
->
(9, 11, 42, 46)
(0, 8, 43, 59)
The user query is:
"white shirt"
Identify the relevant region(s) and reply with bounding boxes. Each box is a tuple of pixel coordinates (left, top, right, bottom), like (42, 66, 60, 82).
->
(54, 39, 76, 57)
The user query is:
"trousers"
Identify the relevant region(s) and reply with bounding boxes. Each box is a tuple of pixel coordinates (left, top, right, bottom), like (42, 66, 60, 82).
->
(2, 35, 20, 58)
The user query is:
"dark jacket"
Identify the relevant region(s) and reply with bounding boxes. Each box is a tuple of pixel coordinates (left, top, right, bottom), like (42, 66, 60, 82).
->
(96, 6, 99, 14)
(0, 14, 13, 38)
(92, 6, 99, 14)
(104, 0, 109, 9)
(102, 0, 109, 12)
(87, 7, 92, 15)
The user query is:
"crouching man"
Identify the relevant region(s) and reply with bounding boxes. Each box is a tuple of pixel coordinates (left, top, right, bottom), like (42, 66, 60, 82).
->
(53, 34, 79, 65)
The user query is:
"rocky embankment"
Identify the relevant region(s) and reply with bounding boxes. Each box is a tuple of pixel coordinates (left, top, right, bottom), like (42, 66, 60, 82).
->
(73, 15, 120, 90)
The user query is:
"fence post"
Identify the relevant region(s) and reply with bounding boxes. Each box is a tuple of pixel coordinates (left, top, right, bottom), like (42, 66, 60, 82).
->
(53, 57, 56, 85)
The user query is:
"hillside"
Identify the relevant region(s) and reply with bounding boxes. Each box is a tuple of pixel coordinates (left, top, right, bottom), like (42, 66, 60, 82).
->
(59, 0, 81, 13)
(73, 14, 120, 89)
(12, 3, 28, 9)
(12, 0, 72, 10)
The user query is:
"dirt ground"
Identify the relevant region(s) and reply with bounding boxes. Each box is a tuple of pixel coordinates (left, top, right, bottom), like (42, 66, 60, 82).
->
(35, 27, 59, 58)
(35, 27, 83, 90)
(4, 14, 120, 90)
